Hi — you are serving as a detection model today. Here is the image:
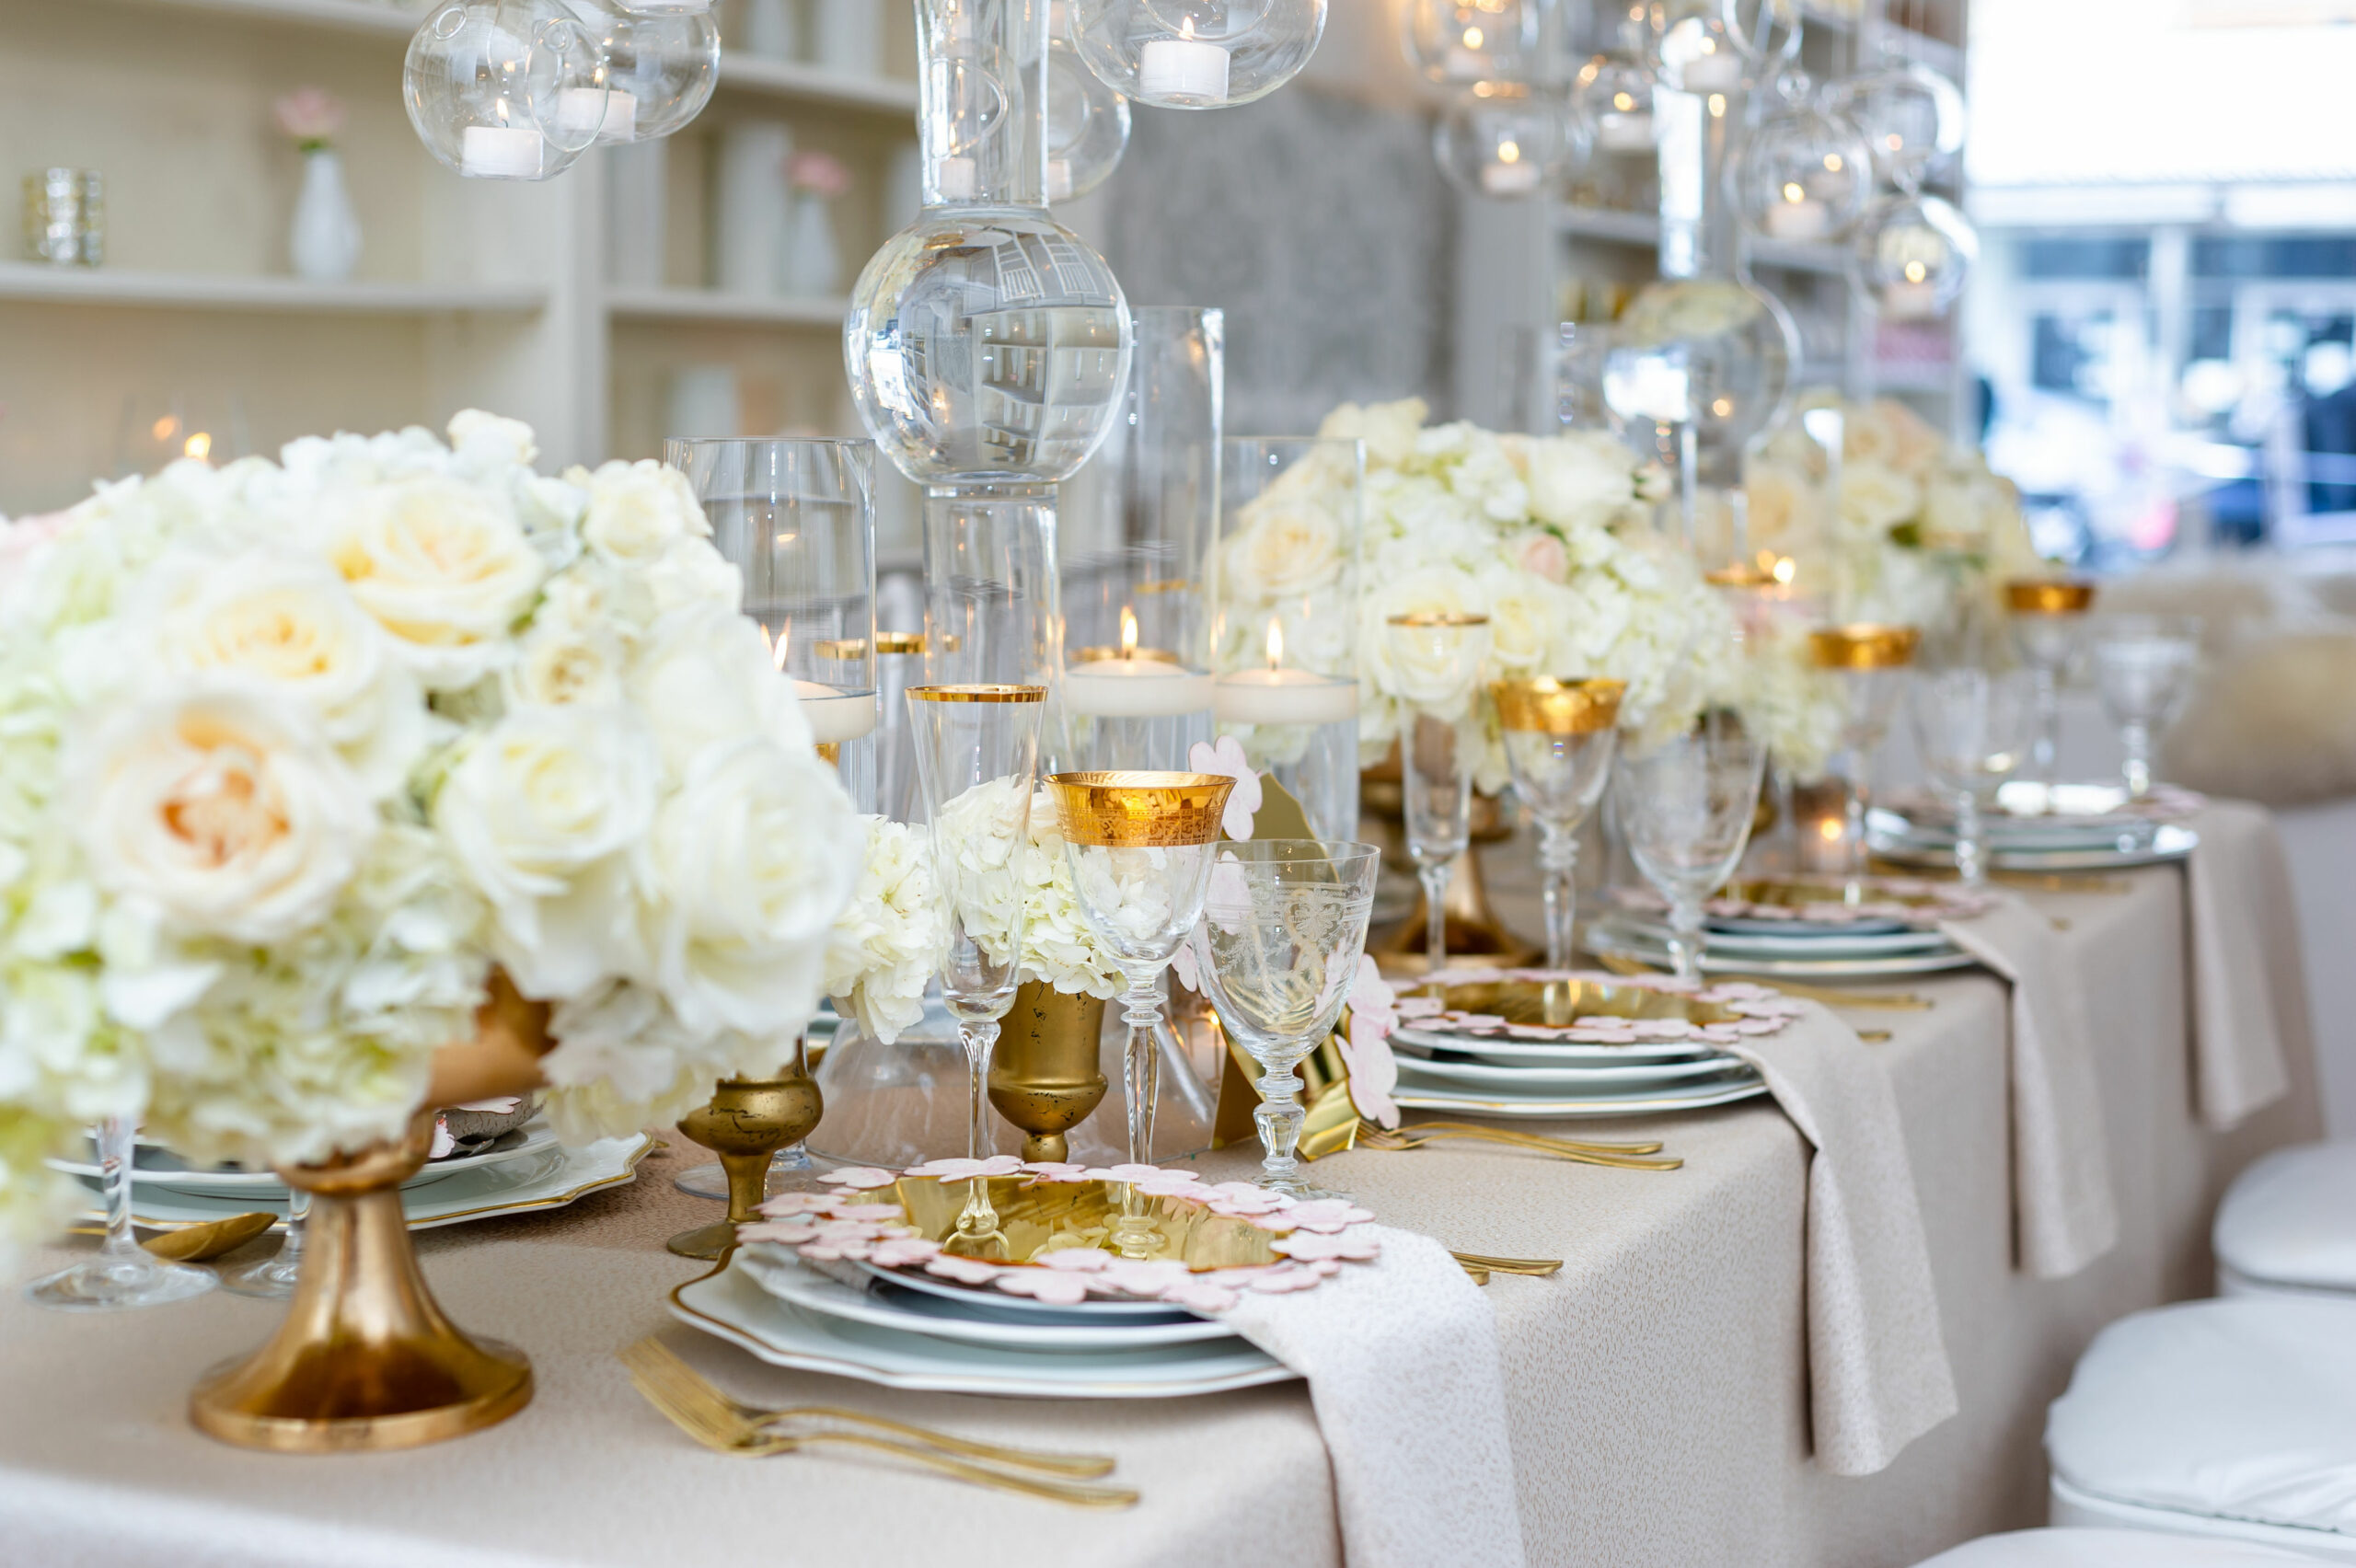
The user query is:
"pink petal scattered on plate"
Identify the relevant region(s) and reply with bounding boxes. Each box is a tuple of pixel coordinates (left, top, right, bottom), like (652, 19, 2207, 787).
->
(828, 1167, 899, 1190)
(867, 1236, 943, 1268)
(993, 1270, 1095, 1307)
(922, 1254, 1006, 1286)
(1035, 1249, 1112, 1273)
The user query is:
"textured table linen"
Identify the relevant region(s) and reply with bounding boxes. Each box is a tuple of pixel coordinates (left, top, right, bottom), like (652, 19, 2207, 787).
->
(0, 830, 2322, 1568)
(2185, 801, 2300, 1129)
(1222, 1226, 1525, 1568)
(1938, 894, 2123, 1278)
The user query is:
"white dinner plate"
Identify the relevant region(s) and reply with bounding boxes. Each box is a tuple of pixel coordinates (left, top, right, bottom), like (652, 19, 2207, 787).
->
(1391, 1052, 1749, 1090)
(1622, 917, 1953, 958)
(1392, 1074, 1770, 1118)
(59, 1121, 560, 1200)
(672, 1260, 1297, 1400)
(1587, 918, 1981, 978)
(851, 1258, 1204, 1321)
(1706, 911, 1914, 938)
(1868, 813, 2199, 871)
(1391, 1022, 1724, 1064)
(737, 1246, 1238, 1352)
(77, 1134, 652, 1233)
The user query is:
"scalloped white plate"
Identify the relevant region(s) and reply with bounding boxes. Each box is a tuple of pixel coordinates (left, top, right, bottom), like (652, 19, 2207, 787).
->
(57, 1122, 557, 1199)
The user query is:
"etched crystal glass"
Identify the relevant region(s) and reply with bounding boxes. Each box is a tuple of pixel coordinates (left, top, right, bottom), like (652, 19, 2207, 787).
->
(1911, 666, 2037, 886)
(2093, 615, 2200, 800)
(1612, 709, 1767, 978)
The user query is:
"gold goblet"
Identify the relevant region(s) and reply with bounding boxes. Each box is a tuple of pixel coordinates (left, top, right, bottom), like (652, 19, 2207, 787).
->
(1805, 623, 1921, 880)
(987, 981, 1110, 1163)
(666, 1071, 824, 1261)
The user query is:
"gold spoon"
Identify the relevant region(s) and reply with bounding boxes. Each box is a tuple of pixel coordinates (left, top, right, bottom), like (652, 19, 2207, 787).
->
(64, 1211, 280, 1262)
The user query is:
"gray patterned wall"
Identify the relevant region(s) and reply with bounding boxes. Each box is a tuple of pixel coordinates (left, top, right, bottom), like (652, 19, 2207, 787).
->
(1094, 86, 1458, 437)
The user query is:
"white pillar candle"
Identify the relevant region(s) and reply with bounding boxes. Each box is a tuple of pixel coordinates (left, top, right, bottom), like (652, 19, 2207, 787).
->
(1764, 195, 1828, 241)
(559, 86, 638, 142)
(1597, 111, 1654, 153)
(462, 125, 543, 179)
(1212, 670, 1359, 727)
(1879, 280, 1941, 319)
(795, 680, 879, 744)
(1481, 158, 1541, 196)
(1139, 35, 1230, 102)
(1064, 657, 1217, 719)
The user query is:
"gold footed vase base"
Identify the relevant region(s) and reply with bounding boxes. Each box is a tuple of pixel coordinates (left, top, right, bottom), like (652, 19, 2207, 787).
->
(667, 1073, 823, 1261)
(189, 1123, 531, 1453)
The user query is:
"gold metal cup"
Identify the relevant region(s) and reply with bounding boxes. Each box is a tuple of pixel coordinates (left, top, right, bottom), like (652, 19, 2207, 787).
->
(1046, 771, 1234, 848)
(188, 973, 553, 1455)
(987, 981, 1111, 1163)
(1491, 675, 1626, 735)
(2004, 578, 2097, 615)
(1807, 623, 1922, 671)
(666, 1071, 824, 1261)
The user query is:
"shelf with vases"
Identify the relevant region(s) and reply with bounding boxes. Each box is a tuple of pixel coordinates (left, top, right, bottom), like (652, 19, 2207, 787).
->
(606, 287, 848, 328)
(718, 54, 920, 116)
(1555, 205, 1663, 246)
(0, 263, 547, 316)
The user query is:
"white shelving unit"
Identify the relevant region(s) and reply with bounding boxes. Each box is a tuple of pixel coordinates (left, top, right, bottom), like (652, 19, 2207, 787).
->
(1458, 0, 1971, 433)
(0, 0, 919, 513)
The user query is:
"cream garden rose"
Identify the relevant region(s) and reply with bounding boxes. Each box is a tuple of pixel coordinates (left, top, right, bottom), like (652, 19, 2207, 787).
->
(571, 459, 711, 570)
(326, 477, 546, 690)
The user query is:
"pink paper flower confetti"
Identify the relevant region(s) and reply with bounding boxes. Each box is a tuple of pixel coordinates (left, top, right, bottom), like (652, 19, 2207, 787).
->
(1035, 1249, 1112, 1273)
(1188, 735, 1264, 840)
(1272, 1229, 1381, 1262)
(757, 1193, 841, 1217)
(739, 1219, 823, 1245)
(1282, 1199, 1374, 1233)
(1086, 1163, 1163, 1184)
(1091, 1258, 1192, 1297)
(830, 1204, 907, 1222)
(1160, 1279, 1241, 1314)
(908, 1156, 1023, 1182)
(923, 1254, 1007, 1286)
(1129, 1170, 1214, 1199)
(993, 1270, 1095, 1307)
(867, 1236, 943, 1268)
(828, 1168, 899, 1190)
(1022, 1161, 1091, 1183)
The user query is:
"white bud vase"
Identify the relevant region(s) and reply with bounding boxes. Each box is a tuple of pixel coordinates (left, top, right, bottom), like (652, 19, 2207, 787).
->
(780, 190, 841, 297)
(290, 148, 362, 282)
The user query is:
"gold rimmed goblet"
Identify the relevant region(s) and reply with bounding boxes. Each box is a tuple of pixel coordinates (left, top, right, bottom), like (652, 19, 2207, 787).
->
(1492, 675, 1624, 970)
(907, 683, 1048, 1257)
(1805, 624, 1921, 882)
(1383, 612, 1492, 973)
(2005, 579, 2097, 785)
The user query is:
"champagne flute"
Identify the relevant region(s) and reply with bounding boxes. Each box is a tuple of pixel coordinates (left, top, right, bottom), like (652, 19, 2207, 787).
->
(1492, 676, 1624, 969)
(1384, 612, 1490, 971)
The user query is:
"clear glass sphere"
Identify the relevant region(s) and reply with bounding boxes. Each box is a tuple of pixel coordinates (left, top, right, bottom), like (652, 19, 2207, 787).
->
(566, 0, 721, 143)
(1434, 83, 1585, 202)
(1402, 0, 1543, 85)
(1071, 0, 1327, 110)
(404, 0, 607, 179)
(1729, 90, 1875, 244)
(1645, 0, 1750, 91)
(1852, 192, 1977, 319)
(1831, 63, 1966, 188)
(1603, 276, 1799, 477)
(1576, 54, 1659, 155)
(846, 209, 1135, 486)
(1048, 13, 1132, 202)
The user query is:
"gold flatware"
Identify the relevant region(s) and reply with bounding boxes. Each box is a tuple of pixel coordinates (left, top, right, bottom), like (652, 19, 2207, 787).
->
(1457, 1261, 1492, 1285)
(1859, 1030, 1893, 1043)
(1394, 1119, 1664, 1156)
(1358, 1122, 1682, 1170)
(1449, 1251, 1565, 1278)
(618, 1339, 1130, 1501)
(65, 1211, 280, 1262)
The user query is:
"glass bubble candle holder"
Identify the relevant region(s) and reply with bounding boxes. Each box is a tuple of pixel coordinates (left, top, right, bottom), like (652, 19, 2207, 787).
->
(403, 0, 607, 180)
(1071, 0, 1327, 110)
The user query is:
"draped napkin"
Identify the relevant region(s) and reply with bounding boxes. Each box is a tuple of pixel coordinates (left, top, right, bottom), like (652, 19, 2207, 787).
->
(1221, 1226, 1527, 1568)
(2183, 803, 2298, 1130)
(1718, 1005, 1958, 1476)
(1935, 894, 2122, 1279)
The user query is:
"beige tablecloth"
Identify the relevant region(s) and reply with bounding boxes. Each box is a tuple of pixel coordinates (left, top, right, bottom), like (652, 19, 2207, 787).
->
(0, 812, 2321, 1568)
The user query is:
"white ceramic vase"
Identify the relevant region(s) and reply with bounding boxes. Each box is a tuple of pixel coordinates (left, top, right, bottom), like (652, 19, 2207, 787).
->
(715, 121, 792, 296)
(780, 190, 840, 296)
(290, 148, 361, 282)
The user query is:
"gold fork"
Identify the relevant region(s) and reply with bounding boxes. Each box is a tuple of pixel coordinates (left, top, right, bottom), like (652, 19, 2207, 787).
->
(620, 1340, 1133, 1502)
(1449, 1251, 1564, 1278)
(1359, 1122, 1683, 1170)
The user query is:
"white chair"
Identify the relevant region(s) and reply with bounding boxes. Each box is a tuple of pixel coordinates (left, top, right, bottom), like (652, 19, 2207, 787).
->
(2215, 1142, 2356, 1298)
(2045, 1297, 2356, 1561)
(1915, 1528, 2324, 1565)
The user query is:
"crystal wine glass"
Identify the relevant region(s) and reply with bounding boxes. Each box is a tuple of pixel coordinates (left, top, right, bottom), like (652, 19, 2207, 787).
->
(1047, 770, 1234, 1168)
(1910, 664, 2038, 886)
(1492, 676, 1624, 969)
(2092, 614, 2200, 799)
(2006, 580, 2097, 785)
(1805, 624, 1920, 882)
(907, 684, 1046, 1254)
(25, 1119, 215, 1311)
(1187, 840, 1381, 1196)
(1611, 710, 1768, 979)
(1384, 612, 1491, 972)
(218, 1188, 309, 1300)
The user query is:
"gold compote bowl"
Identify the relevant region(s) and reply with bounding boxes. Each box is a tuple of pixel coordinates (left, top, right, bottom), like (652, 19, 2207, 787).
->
(668, 1066, 825, 1262)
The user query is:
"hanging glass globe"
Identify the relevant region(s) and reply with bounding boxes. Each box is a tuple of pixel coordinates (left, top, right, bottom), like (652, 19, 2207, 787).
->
(1644, 0, 1748, 91)
(1729, 77, 1874, 244)
(1576, 54, 1659, 155)
(404, 0, 607, 179)
(563, 0, 721, 143)
(1071, 0, 1327, 110)
(1434, 82, 1583, 201)
(1048, 2, 1132, 202)
(1603, 277, 1800, 482)
(1831, 62, 1965, 189)
(1402, 0, 1543, 85)
(1852, 191, 1977, 319)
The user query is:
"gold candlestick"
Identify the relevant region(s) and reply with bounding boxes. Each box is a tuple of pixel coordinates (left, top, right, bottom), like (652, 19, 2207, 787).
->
(987, 980, 1110, 1163)
(666, 1070, 823, 1261)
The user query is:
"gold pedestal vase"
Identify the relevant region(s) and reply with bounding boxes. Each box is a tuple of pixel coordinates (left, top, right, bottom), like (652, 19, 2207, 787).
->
(189, 974, 552, 1453)
(666, 1066, 824, 1261)
(987, 981, 1110, 1162)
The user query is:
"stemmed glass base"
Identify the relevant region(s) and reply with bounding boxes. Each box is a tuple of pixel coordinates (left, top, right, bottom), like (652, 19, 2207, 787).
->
(27, 1118, 214, 1312)
(673, 1143, 836, 1201)
(1535, 825, 1579, 972)
(945, 1018, 1008, 1258)
(219, 1190, 310, 1299)
(1416, 861, 1452, 973)
(1245, 1054, 1346, 1201)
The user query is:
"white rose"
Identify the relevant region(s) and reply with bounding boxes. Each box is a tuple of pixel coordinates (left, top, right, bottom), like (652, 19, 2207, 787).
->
(1228, 486, 1347, 603)
(1360, 566, 1488, 715)
(642, 737, 860, 1038)
(627, 602, 810, 780)
(68, 683, 375, 945)
(1477, 566, 1565, 672)
(824, 816, 945, 1044)
(446, 409, 538, 471)
(1515, 433, 1637, 531)
(1744, 461, 1830, 565)
(1839, 461, 1923, 536)
(1844, 398, 1944, 478)
(433, 702, 657, 998)
(572, 460, 711, 570)
(642, 536, 744, 615)
(504, 622, 627, 709)
(1318, 398, 1426, 468)
(326, 478, 546, 690)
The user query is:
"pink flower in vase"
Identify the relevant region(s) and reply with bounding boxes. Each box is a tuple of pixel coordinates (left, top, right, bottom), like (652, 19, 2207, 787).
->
(785, 150, 851, 199)
(272, 86, 345, 151)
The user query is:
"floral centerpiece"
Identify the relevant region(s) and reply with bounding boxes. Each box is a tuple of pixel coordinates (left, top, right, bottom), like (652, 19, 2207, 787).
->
(0, 412, 864, 1262)
(1216, 398, 1841, 787)
(1749, 393, 2047, 634)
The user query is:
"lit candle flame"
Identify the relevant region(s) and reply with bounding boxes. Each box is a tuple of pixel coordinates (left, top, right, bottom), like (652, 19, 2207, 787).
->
(760, 623, 790, 673)
(183, 432, 213, 462)
(1120, 605, 1138, 658)
(1265, 619, 1284, 671)
(1771, 555, 1796, 585)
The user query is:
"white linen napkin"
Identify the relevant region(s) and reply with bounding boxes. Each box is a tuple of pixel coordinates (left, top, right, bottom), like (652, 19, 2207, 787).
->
(1936, 893, 2122, 1279)
(1719, 1004, 1959, 1476)
(1220, 1226, 1527, 1568)
(2184, 803, 2297, 1130)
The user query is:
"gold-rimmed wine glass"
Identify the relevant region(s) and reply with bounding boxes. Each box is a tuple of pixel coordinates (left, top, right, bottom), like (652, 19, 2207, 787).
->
(907, 683, 1047, 1255)
(2005, 579, 2096, 785)
(1383, 611, 1491, 972)
(1493, 676, 1624, 970)
(1805, 623, 1920, 882)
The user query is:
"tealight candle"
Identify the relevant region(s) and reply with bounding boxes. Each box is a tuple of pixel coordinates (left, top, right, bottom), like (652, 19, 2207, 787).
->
(1481, 158, 1542, 197)
(1597, 110, 1655, 153)
(1212, 668, 1358, 727)
(935, 156, 979, 201)
(795, 680, 879, 744)
(558, 86, 637, 142)
(1139, 30, 1230, 103)
(1879, 280, 1941, 319)
(462, 125, 543, 179)
(1765, 195, 1829, 241)
(1065, 657, 1218, 719)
